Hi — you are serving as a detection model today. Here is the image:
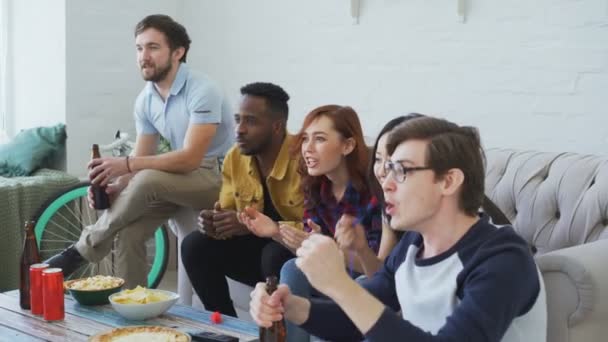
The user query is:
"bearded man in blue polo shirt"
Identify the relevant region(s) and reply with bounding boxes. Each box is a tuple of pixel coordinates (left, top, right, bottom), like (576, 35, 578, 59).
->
(45, 14, 234, 288)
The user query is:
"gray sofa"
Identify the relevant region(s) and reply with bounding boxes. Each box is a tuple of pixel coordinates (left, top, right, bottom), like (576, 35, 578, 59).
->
(485, 148, 608, 342)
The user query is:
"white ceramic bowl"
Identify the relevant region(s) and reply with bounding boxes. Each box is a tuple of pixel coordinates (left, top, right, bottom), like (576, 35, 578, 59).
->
(109, 289, 179, 320)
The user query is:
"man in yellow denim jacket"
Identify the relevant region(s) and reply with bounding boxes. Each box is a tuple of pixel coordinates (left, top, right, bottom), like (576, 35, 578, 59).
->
(181, 82, 303, 316)
(218, 133, 303, 227)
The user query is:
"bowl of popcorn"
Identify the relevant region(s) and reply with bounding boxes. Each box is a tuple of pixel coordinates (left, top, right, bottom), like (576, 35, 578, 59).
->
(64, 275, 125, 306)
(109, 286, 179, 320)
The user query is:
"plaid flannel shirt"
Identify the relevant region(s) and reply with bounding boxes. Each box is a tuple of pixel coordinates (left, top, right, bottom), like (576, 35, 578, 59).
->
(303, 177, 382, 254)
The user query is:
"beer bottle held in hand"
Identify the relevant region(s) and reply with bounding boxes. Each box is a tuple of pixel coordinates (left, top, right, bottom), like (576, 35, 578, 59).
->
(91, 144, 110, 209)
(259, 276, 287, 342)
(20, 221, 41, 309)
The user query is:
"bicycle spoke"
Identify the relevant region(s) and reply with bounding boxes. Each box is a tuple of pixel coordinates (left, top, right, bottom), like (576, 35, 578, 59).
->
(61, 198, 89, 227)
(39, 239, 75, 244)
(40, 248, 69, 254)
(98, 261, 112, 276)
(75, 263, 93, 280)
(50, 202, 90, 235)
(47, 211, 80, 235)
(110, 248, 116, 275)
(52, 196, 91, 233)
(40, 228, 78, 244)
(67, 266, 82, 280)
(45, 217, 82, 241)
(74, 199, 85, 227)
(84, 200, 96, 227)
(75, 197, 95, 227)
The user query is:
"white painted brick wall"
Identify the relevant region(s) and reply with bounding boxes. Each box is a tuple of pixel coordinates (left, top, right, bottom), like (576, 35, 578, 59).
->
(60, 0, 608, 174)
(180, 0, 608, 155)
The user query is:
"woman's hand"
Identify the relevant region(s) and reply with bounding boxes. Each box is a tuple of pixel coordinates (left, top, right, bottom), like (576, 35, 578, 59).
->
(334, 214, 368, 253)
(239, 206, 280, 238)
(279, 220, 321, 250)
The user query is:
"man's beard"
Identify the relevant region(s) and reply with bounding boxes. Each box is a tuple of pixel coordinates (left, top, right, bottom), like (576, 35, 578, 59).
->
(141, 61, 172, 83)
(240, 135, 273, 156)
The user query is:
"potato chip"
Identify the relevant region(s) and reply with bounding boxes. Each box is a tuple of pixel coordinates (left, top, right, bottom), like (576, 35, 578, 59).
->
(112, 286, 170, 304)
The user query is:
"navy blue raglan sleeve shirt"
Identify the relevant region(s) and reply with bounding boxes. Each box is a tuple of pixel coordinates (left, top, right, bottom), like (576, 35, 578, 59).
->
(300, 218, 545, 342)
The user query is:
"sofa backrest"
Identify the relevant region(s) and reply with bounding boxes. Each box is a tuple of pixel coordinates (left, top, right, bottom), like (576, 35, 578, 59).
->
(485, 148, 608, 255)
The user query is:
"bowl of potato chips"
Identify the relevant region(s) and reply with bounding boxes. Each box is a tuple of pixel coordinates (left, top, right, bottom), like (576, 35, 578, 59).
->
(64, 275, 125, 306)
(109, 286, 179, 320)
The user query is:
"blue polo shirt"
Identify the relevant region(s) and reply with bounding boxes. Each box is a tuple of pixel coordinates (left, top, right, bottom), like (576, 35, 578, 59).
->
(133, 63, 234, 158)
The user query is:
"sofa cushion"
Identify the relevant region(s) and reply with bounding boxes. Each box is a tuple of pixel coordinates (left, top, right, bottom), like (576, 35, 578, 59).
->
(485, 149, 608, 254)
(0, 123, 66, 177)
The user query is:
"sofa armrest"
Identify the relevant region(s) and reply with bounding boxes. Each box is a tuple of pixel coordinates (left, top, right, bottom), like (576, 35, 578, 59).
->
(536, 239, 608, 330)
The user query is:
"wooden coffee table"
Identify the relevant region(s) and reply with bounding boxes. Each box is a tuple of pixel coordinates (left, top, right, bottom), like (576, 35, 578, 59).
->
(0, 290, 258, 341)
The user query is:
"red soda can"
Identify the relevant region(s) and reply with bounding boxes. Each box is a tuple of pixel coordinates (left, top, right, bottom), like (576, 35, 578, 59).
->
(42, 268, 64, 321)
(29, 263, 49, 315)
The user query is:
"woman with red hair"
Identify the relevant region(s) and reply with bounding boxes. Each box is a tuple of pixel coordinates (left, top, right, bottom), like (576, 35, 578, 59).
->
(241, 105, 382, 273)
(241, 105, 382, 342)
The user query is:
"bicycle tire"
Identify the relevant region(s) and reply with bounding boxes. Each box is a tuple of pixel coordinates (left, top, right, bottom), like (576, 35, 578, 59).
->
(33, 182, 169, 288)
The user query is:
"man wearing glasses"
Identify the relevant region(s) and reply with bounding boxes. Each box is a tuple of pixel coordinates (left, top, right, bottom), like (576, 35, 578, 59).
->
(248, 116, 547, 341)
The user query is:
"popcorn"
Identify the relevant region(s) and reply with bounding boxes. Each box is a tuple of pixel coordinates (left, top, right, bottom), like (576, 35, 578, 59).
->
(65, 275, 123, 291)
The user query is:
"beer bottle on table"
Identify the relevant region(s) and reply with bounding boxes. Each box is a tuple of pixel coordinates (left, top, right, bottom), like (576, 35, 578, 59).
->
(19, 221, 41, 309)
(91, 144, 110, 209)
(259, 276, 287, 342)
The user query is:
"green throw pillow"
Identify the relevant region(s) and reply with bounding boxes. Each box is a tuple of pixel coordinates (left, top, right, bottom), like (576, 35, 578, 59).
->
(0, 123, 66, 177)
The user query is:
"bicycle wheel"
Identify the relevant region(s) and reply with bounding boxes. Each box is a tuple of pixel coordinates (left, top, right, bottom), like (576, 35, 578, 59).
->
(33, 182, 169, 288)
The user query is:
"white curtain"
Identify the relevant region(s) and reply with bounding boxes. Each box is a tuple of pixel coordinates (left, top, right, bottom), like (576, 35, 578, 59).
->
(0, 0, 9, 142)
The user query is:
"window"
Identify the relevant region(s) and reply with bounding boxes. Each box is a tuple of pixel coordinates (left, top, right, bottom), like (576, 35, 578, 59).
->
(0, 0, 9, 141)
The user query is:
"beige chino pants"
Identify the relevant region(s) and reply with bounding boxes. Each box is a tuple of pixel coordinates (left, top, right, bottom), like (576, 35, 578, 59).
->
(75, 158, 221, 288)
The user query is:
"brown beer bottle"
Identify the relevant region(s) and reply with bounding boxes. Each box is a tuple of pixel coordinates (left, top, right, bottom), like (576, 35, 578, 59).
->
(259, 276, 287, 342)
(19, 221, 41, 309)
(91, 144, 110, 209)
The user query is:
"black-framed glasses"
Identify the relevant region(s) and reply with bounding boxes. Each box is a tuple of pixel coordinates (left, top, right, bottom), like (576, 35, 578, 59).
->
(383, 161, 432, 183)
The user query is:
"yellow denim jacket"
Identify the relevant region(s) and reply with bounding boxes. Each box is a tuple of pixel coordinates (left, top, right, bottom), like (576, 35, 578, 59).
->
(219, 134, 304, 229)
